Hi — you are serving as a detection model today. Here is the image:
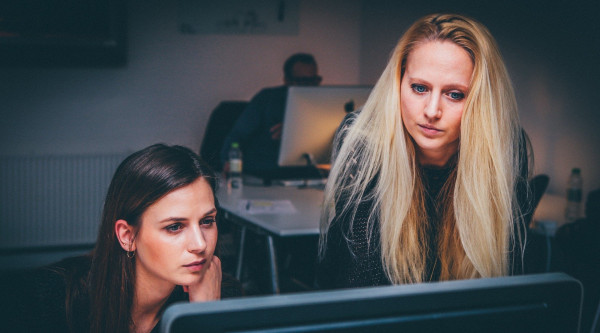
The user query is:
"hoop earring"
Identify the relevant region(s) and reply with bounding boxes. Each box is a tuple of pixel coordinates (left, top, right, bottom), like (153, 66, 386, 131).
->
(127, 242, 135, 259)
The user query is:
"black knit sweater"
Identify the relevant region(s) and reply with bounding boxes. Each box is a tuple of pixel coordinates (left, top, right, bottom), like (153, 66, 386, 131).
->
(317, 112, 531, 290)
(1, 255, 242, 333)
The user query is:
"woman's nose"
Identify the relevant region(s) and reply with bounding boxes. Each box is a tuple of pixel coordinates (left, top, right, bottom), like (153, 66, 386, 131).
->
(187, 226, 207, 253)
(424, 94, 442, 119)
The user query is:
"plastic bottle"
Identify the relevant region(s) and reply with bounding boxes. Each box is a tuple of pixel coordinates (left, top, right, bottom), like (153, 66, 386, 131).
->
(564, 168, 583, 222)
(227, 142, 243, 193)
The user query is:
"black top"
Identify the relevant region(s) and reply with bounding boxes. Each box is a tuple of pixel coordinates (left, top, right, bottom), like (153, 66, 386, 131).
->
(317, 112, 531, 290)
(1, 255, 242, 333)
(220, 85, 288, 173)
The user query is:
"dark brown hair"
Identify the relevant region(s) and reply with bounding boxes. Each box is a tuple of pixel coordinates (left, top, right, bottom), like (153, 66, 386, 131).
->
(283, 52, 317, 80)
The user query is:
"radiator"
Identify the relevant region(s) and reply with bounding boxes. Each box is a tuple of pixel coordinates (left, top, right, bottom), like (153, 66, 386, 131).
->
(0, 153, 128, 250)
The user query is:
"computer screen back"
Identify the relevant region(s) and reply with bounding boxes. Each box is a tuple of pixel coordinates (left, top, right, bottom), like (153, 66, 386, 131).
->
(160, 272, 582, 333)
(278, 85, 372, 167)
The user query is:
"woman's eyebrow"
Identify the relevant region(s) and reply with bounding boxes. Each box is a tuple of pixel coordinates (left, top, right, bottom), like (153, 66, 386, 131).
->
(405, 75, 430, 84)
(158, 217, 188, 224)
(202, 208, 218, 217)
(443, 83, 470, 91)
(157, 208, 217, 224)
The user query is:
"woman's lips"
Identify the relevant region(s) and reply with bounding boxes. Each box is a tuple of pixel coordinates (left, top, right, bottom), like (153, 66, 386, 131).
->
(183, 260, 206, 272)
(419, 124, 442, 136)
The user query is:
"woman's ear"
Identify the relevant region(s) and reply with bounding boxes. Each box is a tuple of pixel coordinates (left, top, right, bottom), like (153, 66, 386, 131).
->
(115, 219, 136, 252)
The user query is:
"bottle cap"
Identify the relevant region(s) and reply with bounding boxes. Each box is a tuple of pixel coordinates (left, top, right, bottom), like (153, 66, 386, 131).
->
(232, 142, 239, 148)
(572, 168, 580, 174)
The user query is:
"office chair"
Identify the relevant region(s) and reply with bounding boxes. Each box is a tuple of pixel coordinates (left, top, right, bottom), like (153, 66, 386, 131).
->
(199, 101, 248, 172)
(523, 174, 553, 274)
(530, 174, 550, 214)
(521, 174, 550, 229)
(198, 101, 248, 277)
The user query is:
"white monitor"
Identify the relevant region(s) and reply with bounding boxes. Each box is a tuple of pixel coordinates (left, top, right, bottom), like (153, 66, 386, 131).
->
(278, 85, 372, 167)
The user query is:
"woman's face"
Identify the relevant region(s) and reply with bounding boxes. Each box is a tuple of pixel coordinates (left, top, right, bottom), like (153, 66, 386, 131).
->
(400, 40, 473, 167)
(134, 177, 218, 289)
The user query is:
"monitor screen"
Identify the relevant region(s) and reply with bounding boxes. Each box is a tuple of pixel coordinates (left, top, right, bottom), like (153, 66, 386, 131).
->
(159, 273, 582, 333)
(277, 85, 372, 167)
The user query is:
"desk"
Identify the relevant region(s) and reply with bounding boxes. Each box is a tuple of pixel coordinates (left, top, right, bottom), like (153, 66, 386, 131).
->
(217, 184, 323, 293)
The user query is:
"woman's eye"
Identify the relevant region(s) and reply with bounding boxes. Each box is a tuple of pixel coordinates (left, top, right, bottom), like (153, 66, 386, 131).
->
(448, 91, 465, 100)
(411, 84, 427, 93)
(165, 223, 183, 233)
(201, 217, 216, 226)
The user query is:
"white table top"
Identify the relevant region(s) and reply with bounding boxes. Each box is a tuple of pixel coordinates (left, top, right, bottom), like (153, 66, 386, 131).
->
(217, 184, 324, 237)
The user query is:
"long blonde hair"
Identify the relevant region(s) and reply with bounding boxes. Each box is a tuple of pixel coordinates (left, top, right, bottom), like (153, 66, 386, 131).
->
(320, 13, 527, 284)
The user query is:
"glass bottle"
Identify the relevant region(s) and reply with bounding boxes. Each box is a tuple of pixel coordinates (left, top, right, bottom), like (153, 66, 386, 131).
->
(227, 142, 243, 193)
(564, 168, 582, 222)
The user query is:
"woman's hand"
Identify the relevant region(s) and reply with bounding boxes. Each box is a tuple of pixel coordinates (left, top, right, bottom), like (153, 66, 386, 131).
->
(184, 256, 222, 302)
(270, 123, 283, 140)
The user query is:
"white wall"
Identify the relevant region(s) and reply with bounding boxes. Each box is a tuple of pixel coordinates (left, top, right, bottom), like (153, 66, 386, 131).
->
(0, 0, 362, 156)
(1, 0, 598, 223)
(358, 1, 600, 223)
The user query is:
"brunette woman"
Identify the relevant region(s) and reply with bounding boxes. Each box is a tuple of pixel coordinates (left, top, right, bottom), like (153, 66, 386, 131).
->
(4, 144, 240, 332)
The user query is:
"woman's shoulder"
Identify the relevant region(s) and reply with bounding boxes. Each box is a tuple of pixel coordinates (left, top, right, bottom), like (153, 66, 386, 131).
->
(332, 110, 360, 158)
(45, 254, 92, 275)
(2, 254, 92, 332)
(43, 255, 92, 293)
(340, 110, 359, 129)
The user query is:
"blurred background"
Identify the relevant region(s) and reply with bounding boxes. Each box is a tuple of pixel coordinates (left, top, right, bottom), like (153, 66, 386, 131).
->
(0, 0, 598, 260)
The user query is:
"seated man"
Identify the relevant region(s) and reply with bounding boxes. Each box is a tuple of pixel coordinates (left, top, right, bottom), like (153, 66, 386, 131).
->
(220, 53, 322, 174)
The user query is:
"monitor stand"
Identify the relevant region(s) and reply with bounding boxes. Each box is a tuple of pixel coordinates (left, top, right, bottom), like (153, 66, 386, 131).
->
(297, 153, 327, 188)
(245, 154, 328, 187)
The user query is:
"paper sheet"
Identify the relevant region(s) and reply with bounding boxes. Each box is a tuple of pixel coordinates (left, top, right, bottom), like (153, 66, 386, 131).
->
(237, 199, 296, 215)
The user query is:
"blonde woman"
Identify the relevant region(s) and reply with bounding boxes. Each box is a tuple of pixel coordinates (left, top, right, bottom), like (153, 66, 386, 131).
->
(318, 13, 532, 289)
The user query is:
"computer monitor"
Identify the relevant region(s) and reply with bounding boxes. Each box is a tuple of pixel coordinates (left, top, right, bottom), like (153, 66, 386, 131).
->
(277, 85, 372, 167)
(159, 273, 582, 333)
